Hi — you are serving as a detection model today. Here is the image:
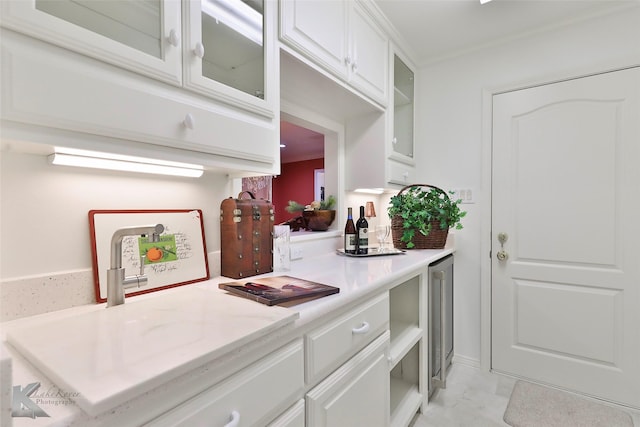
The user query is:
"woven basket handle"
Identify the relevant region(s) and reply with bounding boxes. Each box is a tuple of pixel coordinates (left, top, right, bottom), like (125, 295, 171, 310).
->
(396, 184, 449, 200)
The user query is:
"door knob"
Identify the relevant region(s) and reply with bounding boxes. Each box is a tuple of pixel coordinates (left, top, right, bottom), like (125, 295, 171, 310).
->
(496, 232, 508, 261)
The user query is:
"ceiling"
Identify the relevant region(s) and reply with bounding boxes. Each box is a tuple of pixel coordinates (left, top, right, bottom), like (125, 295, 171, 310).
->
(280, 121, 324, 164)
(374, 0, 637, 65)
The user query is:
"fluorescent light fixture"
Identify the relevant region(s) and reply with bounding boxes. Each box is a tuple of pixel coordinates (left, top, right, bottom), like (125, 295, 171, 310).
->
(354, 188, 385, 195)
(48, 148, 204, 178)
(480, 0, 493, 4)
(202, 0, 263, 46)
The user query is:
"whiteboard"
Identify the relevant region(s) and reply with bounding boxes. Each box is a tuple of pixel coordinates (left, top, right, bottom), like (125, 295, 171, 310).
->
(89, 210, 210, 303)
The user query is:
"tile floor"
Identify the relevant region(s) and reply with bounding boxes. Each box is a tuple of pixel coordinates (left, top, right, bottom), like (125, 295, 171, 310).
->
(411, 363, 640, 427)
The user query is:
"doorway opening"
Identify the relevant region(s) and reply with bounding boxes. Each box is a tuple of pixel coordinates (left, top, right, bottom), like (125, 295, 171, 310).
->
(241, 110, 342, 230)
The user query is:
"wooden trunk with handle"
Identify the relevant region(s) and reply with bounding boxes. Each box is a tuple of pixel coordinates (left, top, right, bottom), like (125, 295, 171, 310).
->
(220, 191, 274, 279)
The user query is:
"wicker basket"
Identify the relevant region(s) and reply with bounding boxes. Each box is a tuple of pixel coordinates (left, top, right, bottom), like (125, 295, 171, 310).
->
(390, 184, 450, 250)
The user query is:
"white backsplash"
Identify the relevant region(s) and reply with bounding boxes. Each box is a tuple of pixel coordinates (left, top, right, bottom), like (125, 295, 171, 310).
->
(0, 236, 342, 323)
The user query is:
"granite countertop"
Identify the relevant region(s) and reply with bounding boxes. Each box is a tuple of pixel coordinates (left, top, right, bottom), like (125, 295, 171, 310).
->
(1, 247, 452, 426)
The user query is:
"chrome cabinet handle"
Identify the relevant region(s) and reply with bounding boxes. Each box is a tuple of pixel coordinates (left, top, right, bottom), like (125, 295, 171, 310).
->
(223, 410, 240, 427)
(352, 321, 370, 335)
(167, 29, 180, 47)
(194, 42, 205, 59)
(183, 113, 195, 130)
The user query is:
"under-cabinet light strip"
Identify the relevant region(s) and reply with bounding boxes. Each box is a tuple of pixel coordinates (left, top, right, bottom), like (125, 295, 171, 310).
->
(48, 150, 204, 178)
(354, 188, 385, 195)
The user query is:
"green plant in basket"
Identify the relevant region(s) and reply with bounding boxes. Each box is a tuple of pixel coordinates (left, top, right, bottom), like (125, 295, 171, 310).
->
(387, 186, 466, 249)
(285, 195, 336, 213)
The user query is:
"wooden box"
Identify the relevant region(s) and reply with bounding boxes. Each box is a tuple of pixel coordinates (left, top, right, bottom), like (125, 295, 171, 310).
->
(220, 191, 274, 279)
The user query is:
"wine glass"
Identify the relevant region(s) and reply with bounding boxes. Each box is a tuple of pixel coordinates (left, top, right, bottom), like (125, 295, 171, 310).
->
(375, 225, 390, 253)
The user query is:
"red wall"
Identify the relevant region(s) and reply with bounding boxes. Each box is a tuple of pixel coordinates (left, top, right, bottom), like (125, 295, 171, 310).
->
(273, 158, 324, 224)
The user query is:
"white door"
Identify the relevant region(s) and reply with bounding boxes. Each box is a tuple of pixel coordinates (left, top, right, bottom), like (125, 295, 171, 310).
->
(491, 67, 640, 408)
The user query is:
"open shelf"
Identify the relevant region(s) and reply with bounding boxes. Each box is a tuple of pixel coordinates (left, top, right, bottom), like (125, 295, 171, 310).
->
(390, 377, 422, 427)
(389, 320, 422, 369)
(389, 273, 425, 427)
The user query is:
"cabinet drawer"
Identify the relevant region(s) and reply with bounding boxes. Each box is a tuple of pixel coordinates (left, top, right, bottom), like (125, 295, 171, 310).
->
(306, 331, 390, 427)
(305, 292, 389, 383)
(387, 160, 415, 186)
(145, 340, 304, 427)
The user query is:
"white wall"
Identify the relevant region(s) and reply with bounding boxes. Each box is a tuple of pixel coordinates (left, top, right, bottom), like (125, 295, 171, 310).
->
(413, 6, 640, 365)
(0, 151, 231, 280)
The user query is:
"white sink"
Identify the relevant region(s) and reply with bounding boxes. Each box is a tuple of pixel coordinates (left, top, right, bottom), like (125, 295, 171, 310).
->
(6, 286, 298, 416)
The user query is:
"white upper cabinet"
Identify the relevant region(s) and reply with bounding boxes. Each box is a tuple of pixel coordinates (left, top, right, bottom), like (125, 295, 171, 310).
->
(389, 48, 416, 165)
(0, 0, 279, 173)
(0, 0, 183, 85)
(348, 3, 388, 106)
(280, 0, 349, 80)
(0, 0, 276, 118)
(345, 45, 417, 191)
(280, 0, 388, 106)
(182, 0, 277, 118)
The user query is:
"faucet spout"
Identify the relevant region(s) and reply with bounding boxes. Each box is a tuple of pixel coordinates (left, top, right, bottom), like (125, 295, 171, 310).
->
(107, 223, 164, 307)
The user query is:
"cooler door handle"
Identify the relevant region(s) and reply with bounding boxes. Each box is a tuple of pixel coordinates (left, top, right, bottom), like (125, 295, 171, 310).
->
(432, 270, 447, 389)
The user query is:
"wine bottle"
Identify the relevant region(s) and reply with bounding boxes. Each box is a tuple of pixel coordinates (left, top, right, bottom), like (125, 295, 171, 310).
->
(344, 207, 357, 254)
(356, 205, 369, 254)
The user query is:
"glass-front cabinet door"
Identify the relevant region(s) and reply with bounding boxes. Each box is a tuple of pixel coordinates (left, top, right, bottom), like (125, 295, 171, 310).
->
(0, 0, 182, 84)
(391, 53, 415, 162)
(1, 0, 276, 118)
(183, 0, 276, 118)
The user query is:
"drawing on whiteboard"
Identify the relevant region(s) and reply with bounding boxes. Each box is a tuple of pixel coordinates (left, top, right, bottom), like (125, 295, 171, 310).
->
(138, 234, 178, 264)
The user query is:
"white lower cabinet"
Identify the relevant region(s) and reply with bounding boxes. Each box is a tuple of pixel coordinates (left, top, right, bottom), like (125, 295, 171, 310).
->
(267, 400, 305, 427)
(144, 340, 304, 427)
(306, 331, 390, 427)
(139, 270, 436, 427)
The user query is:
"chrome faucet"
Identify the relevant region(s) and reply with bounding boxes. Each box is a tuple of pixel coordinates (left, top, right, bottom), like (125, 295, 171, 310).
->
(106, 224, 165, 307)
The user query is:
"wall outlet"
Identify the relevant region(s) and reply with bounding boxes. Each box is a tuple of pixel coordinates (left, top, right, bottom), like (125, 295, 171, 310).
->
(451, 188, 475, 204)
(290, 247, 303, 260)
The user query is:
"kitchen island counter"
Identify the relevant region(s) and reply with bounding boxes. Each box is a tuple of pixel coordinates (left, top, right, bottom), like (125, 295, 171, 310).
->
(1, 247, 452, 426)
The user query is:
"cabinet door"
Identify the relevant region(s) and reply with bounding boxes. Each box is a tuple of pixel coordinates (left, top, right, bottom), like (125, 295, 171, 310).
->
(0, 0, 181, 85)
(307, 332, 390, 427)
(349, 3, 388, 106)
(182, 0, 276, 118)
(280, 0, 349, 79)
(390, 51, 415, 163)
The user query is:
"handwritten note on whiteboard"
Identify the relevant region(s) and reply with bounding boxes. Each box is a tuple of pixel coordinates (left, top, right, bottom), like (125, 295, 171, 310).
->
(89, 210, 210, 303)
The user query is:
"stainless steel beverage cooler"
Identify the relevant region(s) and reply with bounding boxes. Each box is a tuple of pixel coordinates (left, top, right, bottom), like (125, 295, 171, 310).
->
(429, 254, 454, 396)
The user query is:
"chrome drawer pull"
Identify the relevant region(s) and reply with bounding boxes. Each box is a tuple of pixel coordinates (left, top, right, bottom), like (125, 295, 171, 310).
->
(223, 410, 240, 427)
(352, 321, 370, 335)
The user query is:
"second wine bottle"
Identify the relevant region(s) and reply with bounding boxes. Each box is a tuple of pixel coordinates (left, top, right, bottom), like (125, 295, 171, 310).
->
(356, 205, 369, 254)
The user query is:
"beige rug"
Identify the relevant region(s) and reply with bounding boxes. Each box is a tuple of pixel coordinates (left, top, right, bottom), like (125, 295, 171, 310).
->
(504, 380, 634, 427)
